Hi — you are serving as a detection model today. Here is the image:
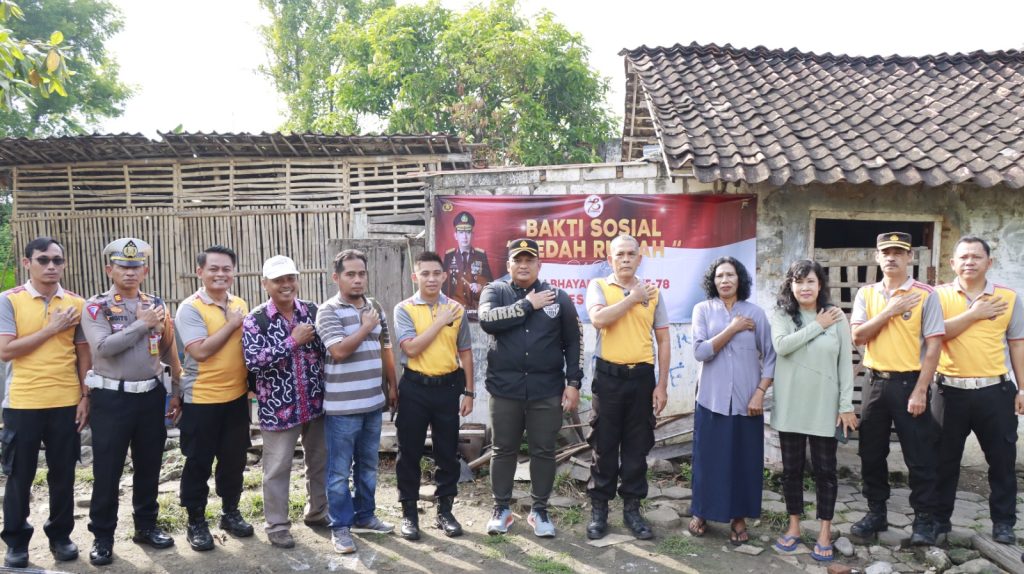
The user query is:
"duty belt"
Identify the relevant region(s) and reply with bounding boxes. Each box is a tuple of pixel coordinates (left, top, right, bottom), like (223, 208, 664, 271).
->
(936, 373, 1008, 390)
(595, 357, 655, 379)
(867, 369, 919, 383)
(85, 370, 160, 393)
(404, 368, 462, 387)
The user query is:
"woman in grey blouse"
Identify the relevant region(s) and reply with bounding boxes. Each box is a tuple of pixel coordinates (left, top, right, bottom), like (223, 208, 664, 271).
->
(769, 260, 857, 562)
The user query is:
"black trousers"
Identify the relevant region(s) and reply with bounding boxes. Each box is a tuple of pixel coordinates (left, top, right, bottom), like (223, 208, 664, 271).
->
(778, 431, 839, 520)
(857, 375, 939, 513)
(178, 394, 251, 513)
(586, 366, 656, 501)
(1, 406, 79, 550)
(395, 374, 461, 502)
(932, 380, 1018, 526)
(88, 385, 167, 539)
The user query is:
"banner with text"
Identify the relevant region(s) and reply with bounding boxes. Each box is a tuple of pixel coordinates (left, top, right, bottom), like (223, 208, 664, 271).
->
(433, 194, 757, 323)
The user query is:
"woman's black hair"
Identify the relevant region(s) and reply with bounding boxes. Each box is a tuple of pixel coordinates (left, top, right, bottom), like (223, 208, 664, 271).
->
(776, 259, 832, 327)
(701, 256, 752, 301)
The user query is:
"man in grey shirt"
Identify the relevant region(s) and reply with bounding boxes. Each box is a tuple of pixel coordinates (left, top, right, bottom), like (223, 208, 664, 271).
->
(80, 238, 180, 566)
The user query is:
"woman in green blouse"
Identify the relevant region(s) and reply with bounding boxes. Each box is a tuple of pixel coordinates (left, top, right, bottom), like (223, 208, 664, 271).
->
(769, 260, 858, 562)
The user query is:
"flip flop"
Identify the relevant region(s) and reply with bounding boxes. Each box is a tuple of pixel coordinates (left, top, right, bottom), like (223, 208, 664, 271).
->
(811, 543, 834, 562)
(773, 534, 800, 552)
(687, 516, 707, 537)
(729, 524, 749, 546)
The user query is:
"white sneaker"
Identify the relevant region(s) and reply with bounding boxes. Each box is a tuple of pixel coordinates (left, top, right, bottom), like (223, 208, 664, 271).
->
(486, 506, 514, 535)
(528, 508, 556, 538)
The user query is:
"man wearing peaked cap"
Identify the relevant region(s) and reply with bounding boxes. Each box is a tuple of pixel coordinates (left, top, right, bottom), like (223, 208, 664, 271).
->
(80, 237, 182, 565)
(478, 237, 584, 538)
(850, 231, 944, 546)
(442, 211, 493, 319)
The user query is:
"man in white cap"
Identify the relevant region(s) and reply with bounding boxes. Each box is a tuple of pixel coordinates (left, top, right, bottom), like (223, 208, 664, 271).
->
(242, 255, 328, 549)
(80, 237, 181, 565)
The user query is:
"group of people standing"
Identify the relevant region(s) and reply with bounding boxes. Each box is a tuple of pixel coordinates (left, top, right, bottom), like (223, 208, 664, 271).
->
(0, 227, 1019, 569)
(687, 232, 1023, 563)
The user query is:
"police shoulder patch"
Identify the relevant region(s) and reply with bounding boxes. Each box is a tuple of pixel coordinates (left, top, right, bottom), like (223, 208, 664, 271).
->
(86, 304, 100, 320)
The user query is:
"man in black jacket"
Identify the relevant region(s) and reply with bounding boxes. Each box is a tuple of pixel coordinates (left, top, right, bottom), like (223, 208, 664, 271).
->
(478, 238, 584, 538)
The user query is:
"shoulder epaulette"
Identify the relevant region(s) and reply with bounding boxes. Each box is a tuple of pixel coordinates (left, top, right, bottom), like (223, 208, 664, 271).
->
(1, 286, 26, 297)
(474, 247, 486, 253)
(912, 281, 935, 293)
(445, 248, 456, 254)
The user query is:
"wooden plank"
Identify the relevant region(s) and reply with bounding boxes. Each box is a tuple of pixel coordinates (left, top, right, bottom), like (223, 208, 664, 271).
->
(971, 534, 1024, 574)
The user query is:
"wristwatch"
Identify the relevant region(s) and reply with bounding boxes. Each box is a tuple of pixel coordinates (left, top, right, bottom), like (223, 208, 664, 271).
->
(461, 389, 476, 399)
(1017, 389, 1024, 396)
(566, 379, 582, 390)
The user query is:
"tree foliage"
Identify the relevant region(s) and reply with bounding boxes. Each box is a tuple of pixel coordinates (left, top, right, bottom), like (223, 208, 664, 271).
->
(0, 0, 131, 137)
(259, 0, 394, 133)
(0, 0, 71, 113)
(262, 0, 616, 166)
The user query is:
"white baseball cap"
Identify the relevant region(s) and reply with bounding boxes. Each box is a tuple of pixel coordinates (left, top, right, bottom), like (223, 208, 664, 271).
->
(262, 255, 299, 279)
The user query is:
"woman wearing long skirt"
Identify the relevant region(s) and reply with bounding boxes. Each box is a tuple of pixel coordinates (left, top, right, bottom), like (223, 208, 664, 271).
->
(769, 260, 857, 562)
(689, 257, 776, 545)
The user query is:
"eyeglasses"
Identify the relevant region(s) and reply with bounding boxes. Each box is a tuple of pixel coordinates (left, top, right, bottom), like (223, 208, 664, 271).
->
(34, 256, 66, 266)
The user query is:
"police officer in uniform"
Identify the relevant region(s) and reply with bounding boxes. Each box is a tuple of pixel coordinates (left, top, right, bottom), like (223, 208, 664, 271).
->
(584, 235, 670, 540)
(931, 236, 1024, 544)
(849, 232, 944, 546)
(81, 238, 180, 565)
(442, 211, 493, 318)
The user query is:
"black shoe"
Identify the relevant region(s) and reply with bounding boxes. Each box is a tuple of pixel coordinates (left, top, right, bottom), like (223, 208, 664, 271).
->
(4, 547, 28, 568)
(186, 519, 215, 552)
(133, 527, 175, 549)
(49, 539, 79, 562)
(400, 501, 420, 541)
(436, 496, 463, 537)
(219, 509, 255, 538)
(586, 499, 609, 540)
(850, 508, 888, 538)
(622, 498, 654, 540)
(89, 539, 114, 566)
(994, 522, 1016, 545)
(910, 513, 937, 546)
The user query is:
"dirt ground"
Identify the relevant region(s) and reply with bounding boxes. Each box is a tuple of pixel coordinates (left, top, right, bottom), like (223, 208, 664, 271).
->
(1, 449, 1012, 574)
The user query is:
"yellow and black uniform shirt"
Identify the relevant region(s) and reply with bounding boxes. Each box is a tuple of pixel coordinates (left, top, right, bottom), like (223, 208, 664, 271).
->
(393, 292, 471, 376)
(0, 282, 86, 409)
(585, 275, 669, 365)
(175, 289, 249, 404)
(851, 277, 945, 372)
(936, 280, 1024, 377)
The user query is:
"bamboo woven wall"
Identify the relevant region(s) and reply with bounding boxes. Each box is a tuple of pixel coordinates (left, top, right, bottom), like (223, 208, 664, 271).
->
(9, 156, 442, 308)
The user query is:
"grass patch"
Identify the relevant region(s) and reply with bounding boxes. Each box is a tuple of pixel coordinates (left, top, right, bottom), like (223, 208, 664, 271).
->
(238, 492, 263, 522)
(287, 493, 308, 522)
(552, 505, 584, 527)
(760, 509, 790, 531)
(524, 554, 573, 574)
(242, 469, 263, 490)
(156, 493, 188, 533)
(203, 501, 223, 522)
(657, 535, 699, 556)
(420, 456, 436, 480)
(484, 533, 510, 545)
(32, 468, 47, 487)
(75, 467, 94, 484)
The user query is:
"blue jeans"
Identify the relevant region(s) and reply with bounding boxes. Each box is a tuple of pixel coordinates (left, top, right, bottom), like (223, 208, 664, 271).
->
(325, 410, 382, 528)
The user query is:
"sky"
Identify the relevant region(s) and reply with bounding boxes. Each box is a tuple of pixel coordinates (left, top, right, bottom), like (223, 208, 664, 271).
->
(100, 0, 1024, 137)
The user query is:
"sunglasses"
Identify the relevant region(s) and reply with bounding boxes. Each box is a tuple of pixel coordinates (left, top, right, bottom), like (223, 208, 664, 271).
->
(34, 256, 66, 266)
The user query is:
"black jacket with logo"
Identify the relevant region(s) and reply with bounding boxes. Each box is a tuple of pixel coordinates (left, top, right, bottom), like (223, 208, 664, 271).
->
(478, 279, 584, 401)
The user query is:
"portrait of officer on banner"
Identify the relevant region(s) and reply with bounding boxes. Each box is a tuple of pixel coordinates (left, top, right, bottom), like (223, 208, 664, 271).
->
(442, 211, 493, 320)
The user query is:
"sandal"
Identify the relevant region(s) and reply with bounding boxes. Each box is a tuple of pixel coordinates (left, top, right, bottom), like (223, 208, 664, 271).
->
(811, 543, 834, 562)
(687, 516, 707, 537)
(773, 534, 800, 552)
(729, 522, 749, 546)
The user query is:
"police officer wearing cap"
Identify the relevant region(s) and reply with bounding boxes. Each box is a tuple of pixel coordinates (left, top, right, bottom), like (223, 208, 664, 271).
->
(478, 238, 584, 538)
(442, 211, 493, 318)
(931, 236, 1024, 544)
(81, 238, 180, 565)
(850, 232, 944, 545)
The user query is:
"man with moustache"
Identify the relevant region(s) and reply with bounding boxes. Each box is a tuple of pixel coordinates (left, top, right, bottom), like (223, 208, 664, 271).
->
(584, 235, 670, 540)
(850, 232, 944, 545)
(930, 237, 1024, 544)
(175, 245, 254, 551)
(80, 238, 180, 565)
(479, 238, 584, 538)
(243, 255, 328, 549)
(393, 251, 475, 540)
(315, 249, 397, 554)
(0, 237, 89, 568)
(442, 211, 493, 319)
